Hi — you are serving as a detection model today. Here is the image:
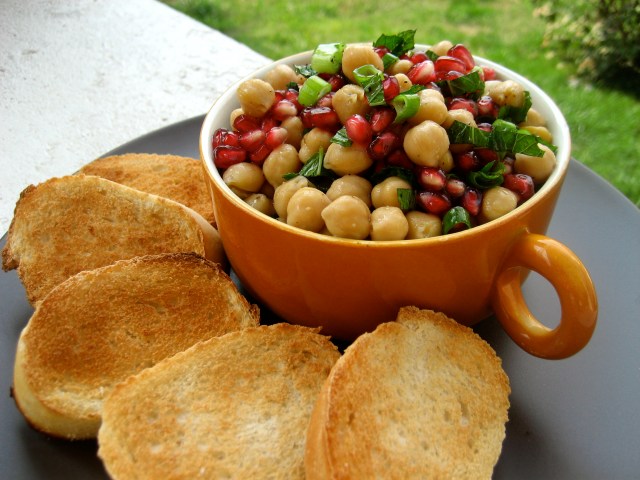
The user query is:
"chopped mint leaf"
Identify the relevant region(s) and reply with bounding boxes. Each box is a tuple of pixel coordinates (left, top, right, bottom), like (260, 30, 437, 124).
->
(439, 67, 485, 99)
(373, 29, 416, 57)
(443, 206, 473, 234)
(352, 64, 386, 106)
(331, 127, 353, 147)
(294, 64, 317, 78)
(467, 161, 505, 189)
(498, 90, 533, 124)
(397, 188, 416, 212)
(282, 148, 337, 192)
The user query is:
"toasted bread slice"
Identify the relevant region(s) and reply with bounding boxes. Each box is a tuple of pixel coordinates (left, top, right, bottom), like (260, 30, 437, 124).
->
(98, 323, 340, 480)
(305, 307, 510, 480)
(78, 153, 216, 226)
(2, 174, 224, 305)
(12, 252, 259, 440)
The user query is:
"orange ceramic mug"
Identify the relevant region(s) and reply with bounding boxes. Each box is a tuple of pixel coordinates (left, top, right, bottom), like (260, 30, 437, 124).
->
(200, 50, 597, 359)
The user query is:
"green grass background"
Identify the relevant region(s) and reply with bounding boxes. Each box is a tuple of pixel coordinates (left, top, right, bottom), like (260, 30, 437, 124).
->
(164, 0, 639, 207)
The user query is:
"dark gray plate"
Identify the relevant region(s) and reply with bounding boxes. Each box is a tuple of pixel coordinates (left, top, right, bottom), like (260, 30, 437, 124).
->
(2, 116, 639, 479)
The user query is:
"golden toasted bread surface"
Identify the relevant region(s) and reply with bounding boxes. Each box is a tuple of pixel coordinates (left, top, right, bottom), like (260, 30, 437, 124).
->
(98, 323, 340, 480)
(2, 175, 220, 305)
(12, 253, 259, 440)
(305, 307, 510, 480)
(78, 153, 215, 225)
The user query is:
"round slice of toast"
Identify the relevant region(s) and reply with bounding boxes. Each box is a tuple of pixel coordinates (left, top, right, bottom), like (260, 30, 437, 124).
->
(98, 323, 340, 479)
(78, 153, 216, 226)
(305, 307, 511, 479)
(12, 252, 259, 440)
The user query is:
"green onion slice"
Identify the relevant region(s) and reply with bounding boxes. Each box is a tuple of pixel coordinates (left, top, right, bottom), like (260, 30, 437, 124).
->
(382, 52, 399, 70)
(311, 43, 346, 74)
(443, 206, 473, 234)
(392, 92, 420, 123)
(298, 75, 332, 107)
(352, 64, 386, 106)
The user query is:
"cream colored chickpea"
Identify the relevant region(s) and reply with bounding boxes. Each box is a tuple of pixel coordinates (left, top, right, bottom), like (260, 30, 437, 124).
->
(228, 186, 250, 200)
(324, 142, 373, 176)
(521, 125, 553, 144)
(522, 107, 547, 127)
(405, 211, 442, 239)
(222, 162, 264, 193)
(341, 44, 384, 83)
(370, 206, 409, 241)
(332, 84, 370, 125)
(430, 40, 454, 56)
(280, 116, 304, 150)
(229, 108, 243, 129)
(326, 175, 373, 207)
(263, 143, 302, 188)
(514, 144, 556, 184)
(321, 195, 371, 240)
(273, 176, 310, 220)
(371, 176, 412, 209)
(299, 128, 334, 164)
(441, 108, 477, 129)
(394, 73, 413, 92)
(286, 187, 331, 232)
(236, 78, 276, 118)
(407, 89, 448, 126)
(438, 150, 455, 173)
(403, 120, 450, 167)
(245, 193, 276, 216)
(264, 64, 303, 90)
(388, 59, 413, 75)
(480, 186, 519, 223)
(485, 79, 525, 108)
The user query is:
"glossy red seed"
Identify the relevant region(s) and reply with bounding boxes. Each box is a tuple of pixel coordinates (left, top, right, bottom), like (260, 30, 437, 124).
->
(239, 129, 266, 152)
(326, 74, 346, 92)
(477, 122, 493, 133)
(382, 75, 400, 103)
(369, 107, 396, 133)
(212, 128, 229, 148)
(461, 188, 482, 216)
(273, 90, 285, 103)
(308, 107, 341, 130)
(316, 92, 334, 109)
(285, 89, 303, 112)
(271, 99, 298, 121)
(345, 114, 373, 146)
(406, 60, 436, 85)
(475, 147, 499, 164)
(482, 66, 496, 81)
(261, 115, 279, 132)
(455, 151, 479, 172)
(264, 127, 288, 150)
(436, 70, 464, 82)
(416, 191, 452, 216)
(434, 56, 467, 76)
(503, 173, 535, 201)
(233, 114, 262, 133)
(386, 149, 413, 169)
(448, 98, 478, 117)
(213, 146, 247, 169)
(410, 51, 429, 64)
(477, 95, 500, 118)
(249, 144, 271, 166)
(417, 167, 447, 192)
(445, 178, 466, 198)
(447, 44, 475, 72)
(368, 131, 401, 160)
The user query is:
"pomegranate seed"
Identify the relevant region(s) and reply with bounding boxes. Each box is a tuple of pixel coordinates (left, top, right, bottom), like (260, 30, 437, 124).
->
(434, 56, 467, 76)
(477, 122, 493, 133)
(249, 144, 271, 166)
(436, 70, 464, 82)
(477, 95, 499, 119)
(214, 146, 247, 169)
(285, 89, 303, 112)
(416, 191, 452, 216)
(345, 114, 373, 146)
(212, 128, 240, 148)
(503, 173, 535, 202)
(461, 188, 482, 216)
(448, 98, 478, 117)
(300, 108, 314, 129)
(445, 178, 466, 198)
(417, 167, 447, 192)
(406, 60, 436, 85)
(374, 46, 390, 58)
(307, 107, 341, 131)
(271, 99, 298, 121)
(239, 129, 266, 152)
(447, 44, 475, 72)
(264, 127, 288, 150)
(368, 131, 401, 160)
(386, 149, 413, 169)
(382, 75, 400, 103)
(317, 92, 334, 109)
(233, 114, 262, 133)
(369, 107, 396, 133)
(455, 151, 479, 172)
(410, 51, 429, 64)
(273, 90, 285, 103)
(482, 66, 496, 81)
(475, 147, 499, 164)
(261, 115, 279, 132)
(502, 157, 515, 175)
(326, 74, 346, 92)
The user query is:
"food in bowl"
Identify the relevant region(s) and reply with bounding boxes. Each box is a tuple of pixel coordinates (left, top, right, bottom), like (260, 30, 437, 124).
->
(211, 30, 557, 241)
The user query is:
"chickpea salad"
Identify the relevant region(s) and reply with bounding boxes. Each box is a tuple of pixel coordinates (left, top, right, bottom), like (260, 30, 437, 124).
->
(212, 29, 558, 241)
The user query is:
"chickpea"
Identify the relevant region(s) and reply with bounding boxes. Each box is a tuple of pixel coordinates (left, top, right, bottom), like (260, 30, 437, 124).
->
(341, 44, 384, 83)
(222, 162, 264, 193)
(286, 187, 331, 233)
(299, 128, 334, 164)
(370, 206, 409, 241)
(514, 144, 556, 184)
(371, 176, 412, 209)
(430, 40, 454, 56)
(245, 193, 276, 217)
(480, 186, 519, 223)
(485, 79, 525, 108)
(280, 116, 304, 150)
(441, 109, 477, 129)
(326, 175, 373, 207)
(521, 125, 553, 144)
(273, 176, 310, 220)
(522, 107, 547, 127)
(332, 84, 370, 124)
(394, 73, 412, 93)
(438, 150, 455, 173)
(321, 195, 371, 240)
(403, 121, 450, 167)
(387, 59, 414, 76)
(236, 78, 276, 118)
(228, 186, 250, 200)
(260, 180, 275, 198)
(324, 142, 373, 176)
(263, 143, 302, 188)
(264, 64, 303, 90)
(405, 211, 443, 239)
(407, 89, 448, 126)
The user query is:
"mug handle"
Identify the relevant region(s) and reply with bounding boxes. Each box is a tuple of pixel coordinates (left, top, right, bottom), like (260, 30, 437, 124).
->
(491, 233, 598, 359)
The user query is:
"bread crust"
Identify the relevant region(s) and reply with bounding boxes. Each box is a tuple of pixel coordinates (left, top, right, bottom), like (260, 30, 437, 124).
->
(12, 252, 259, 440)
(305, 307, 510, 480)
(98, 323, 340, 479)
(78, 153, 216, 226)
(2, 175, 223, 305)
